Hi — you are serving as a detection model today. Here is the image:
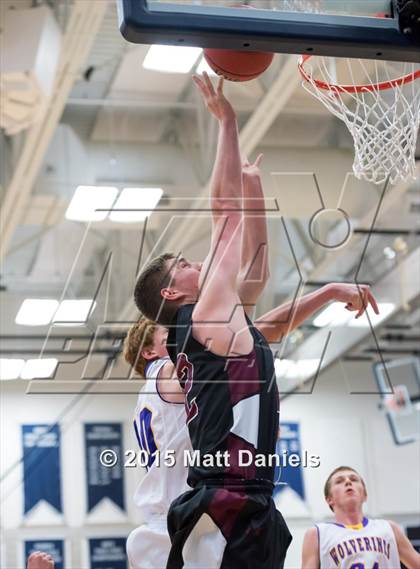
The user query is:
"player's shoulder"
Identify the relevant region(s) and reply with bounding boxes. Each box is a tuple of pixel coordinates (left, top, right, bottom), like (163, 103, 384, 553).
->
(304, 526, 319, 539)
(367, 517, 395, 529)
(144, 356, 170, 380)
(302, 526, 319, 552)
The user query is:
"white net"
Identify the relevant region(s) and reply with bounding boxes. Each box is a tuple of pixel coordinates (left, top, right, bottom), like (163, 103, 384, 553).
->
(299, 57, 420, 185)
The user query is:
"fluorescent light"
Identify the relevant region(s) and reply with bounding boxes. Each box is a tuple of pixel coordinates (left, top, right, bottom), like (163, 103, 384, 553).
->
(314, 301, 396, 329)
(109, 187, 163, 223)
(313, 302, 351, 328)
(20, 358, 58, 380)
(65, 186, 118, 222)
(349, 302, 395, 328)
(0, 359, 25, 380)
(275, 358, 319, 380)
(143, 45, 202, 73)
(274, 358, 293, 378)
(196, 56, 217, 76)
(53, 299, 96, 324)
(15, 299, 59, 326)
(383, 246, 396, 260)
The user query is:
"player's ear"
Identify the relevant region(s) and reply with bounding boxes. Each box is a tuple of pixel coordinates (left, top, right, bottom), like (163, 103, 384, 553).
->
(141, 347, 156, 360)
(326, 495, 334, 510)
(161, 287, 182, 301)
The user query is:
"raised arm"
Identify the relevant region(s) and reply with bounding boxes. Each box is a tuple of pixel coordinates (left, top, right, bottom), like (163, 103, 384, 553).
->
(237, 155, 270, 316)
(193, 73, 242, 218)
(302, 527, 320, 569)
(255, 283, 379, 343)
(192, 73, 252, 357)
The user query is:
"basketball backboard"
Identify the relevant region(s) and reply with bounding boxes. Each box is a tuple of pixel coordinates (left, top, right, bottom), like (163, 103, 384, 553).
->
(373, 357, 420, 445)
(118, 0, 420, 62)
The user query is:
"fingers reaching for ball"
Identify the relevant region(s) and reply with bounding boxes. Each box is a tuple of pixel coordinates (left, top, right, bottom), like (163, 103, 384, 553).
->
(27, 551, 55, 569)
(192, 72, 236, 123)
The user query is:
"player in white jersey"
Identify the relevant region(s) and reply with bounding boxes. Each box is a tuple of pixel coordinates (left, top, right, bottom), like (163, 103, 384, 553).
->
(123, 319, 188, 569)
(302, 466, 420, 569)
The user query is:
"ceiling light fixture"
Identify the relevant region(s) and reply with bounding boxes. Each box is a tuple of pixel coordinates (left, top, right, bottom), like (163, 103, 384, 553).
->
(65, 186, 118, 222)
(314, 301, 396, 328)
(348, 302, 395, 328)
(143, 45, 202, 73)
(15, 299, 59, 326)
(109, 187, 163, 223)
(20, 358, 58, 380)
(196, 56, 217, 76)
(0, 359, 25, 380)
(52, 299, 96, 324)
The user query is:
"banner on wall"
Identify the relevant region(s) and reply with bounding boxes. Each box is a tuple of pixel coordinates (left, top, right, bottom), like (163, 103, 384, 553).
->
(22, 424, 62, 514)
(85, 423, 125, 513)
(25, 539, 64, 569)
(274, 421, 305, 500)
(89, 538, 127, 569)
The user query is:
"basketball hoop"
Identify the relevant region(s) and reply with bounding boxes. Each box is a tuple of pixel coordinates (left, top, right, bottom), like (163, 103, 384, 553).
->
(298, 55, 420, 185)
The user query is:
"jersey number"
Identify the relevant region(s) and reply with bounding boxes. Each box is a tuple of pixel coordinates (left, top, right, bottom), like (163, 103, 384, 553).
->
(176, 353, 198, 424)
(350, 563, 379, 569)
(134, 407, 157, 468)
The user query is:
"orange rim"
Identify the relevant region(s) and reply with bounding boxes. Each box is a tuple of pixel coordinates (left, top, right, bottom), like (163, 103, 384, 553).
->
(298, 54, 420, 94)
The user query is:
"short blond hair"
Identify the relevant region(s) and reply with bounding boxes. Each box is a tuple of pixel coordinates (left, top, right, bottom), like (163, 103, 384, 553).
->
(324, 466, 367, 512)
(123, 317, 157, 377)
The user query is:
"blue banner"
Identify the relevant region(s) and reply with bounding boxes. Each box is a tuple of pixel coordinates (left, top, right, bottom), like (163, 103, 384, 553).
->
(25, 539, 64, 569)
(89, 538, 127, 569)
(85, 424, 125, 513)
(22, 424, 62, 514)
(274, 422, 305, 500)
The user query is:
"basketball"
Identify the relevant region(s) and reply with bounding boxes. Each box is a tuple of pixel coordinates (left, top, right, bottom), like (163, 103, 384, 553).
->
(203, 48, 274, 82)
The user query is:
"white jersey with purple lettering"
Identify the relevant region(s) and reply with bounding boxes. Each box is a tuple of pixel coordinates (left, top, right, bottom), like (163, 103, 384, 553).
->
(317, 517, 400, 569)
(127, 358, 191, 569)
(132, 357, 191, 520)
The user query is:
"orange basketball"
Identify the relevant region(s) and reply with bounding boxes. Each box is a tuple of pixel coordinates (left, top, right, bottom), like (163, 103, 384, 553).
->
(203, 48, 274, 82)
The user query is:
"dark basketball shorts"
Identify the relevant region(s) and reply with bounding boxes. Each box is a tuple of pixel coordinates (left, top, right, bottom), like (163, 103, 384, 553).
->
(166, 479, 292, 569)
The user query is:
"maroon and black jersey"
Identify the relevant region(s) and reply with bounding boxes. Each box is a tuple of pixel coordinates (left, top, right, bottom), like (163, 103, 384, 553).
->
(167, 303, 279, 488)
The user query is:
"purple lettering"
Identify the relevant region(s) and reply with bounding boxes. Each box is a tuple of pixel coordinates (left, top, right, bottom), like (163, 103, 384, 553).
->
(371, 537, 377, 552)
(386, 542, 390, 559)
(356, 538, 364, 551)
(349, 539, 358, 553)
(377, 537, 383, 553)
(337, 544, 345, 559)
(344, 541, 352, 556)
(329, 548, 340, 567)
(363, 537, 372, 551)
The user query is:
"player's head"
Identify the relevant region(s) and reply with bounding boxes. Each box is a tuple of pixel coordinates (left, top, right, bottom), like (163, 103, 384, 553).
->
(134, 253, 202, 325)
(123, 317, 168, 377)
(324, 466, 367, 513)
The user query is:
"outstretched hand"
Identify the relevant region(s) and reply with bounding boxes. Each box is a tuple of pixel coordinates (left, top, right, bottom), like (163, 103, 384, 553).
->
(332, 283, 379, 319)
(27, 552, 54, 569)
(192, 72, 236, 123)
(242, 154, 264, 178)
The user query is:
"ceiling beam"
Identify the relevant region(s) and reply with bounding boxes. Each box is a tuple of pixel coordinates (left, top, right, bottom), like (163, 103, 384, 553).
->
(0, 0, 108, 261)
